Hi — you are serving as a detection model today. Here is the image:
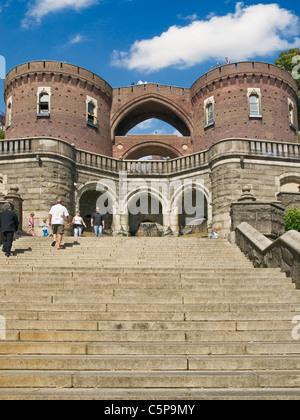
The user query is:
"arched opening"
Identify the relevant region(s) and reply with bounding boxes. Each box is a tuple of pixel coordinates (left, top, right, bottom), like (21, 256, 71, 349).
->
(280, 174, 300, 193)
(124, 143, 180, 160)
(79, 190, 113, 234)
(128, 193, 163, 236)
(114, 99, 191, 137)
(177, 188, 208, 236)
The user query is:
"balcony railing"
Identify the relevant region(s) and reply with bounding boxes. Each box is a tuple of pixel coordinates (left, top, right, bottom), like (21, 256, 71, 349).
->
(0, 138, 299, 176)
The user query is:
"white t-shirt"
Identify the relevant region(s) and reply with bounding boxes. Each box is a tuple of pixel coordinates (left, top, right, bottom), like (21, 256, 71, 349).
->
(49, 204, 69, 225)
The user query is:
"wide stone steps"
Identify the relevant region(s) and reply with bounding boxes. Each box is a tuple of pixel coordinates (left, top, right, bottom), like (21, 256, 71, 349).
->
(0, 236, 300, 400)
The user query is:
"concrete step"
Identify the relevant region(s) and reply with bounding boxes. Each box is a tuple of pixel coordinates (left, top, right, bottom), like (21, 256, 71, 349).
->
(1, 387, 300, 400)
(4, 319, 296, 332)
(2, 341, 300, 356)
(0, 370, 300, 389)
(1, 354, 300, 372)
(1, 310, 298, 322)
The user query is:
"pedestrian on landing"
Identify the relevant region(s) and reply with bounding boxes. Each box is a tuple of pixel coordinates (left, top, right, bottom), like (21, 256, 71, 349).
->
(49, 198, 70, 250)
(27, 212, 36, 237)
(210, 228, 219, 239)
(72, 212, 87, 237)
(0, 203, 19, 257)
(91, 207, 105, 238)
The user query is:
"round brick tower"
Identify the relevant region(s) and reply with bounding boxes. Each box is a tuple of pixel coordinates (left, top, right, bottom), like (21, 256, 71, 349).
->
(4, 61, 113, 155)
(190, 62, 299, 152)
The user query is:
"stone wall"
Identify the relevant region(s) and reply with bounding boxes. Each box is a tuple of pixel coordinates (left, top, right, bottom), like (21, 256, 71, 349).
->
(277, 192, 300, 210)
(0, 137, 299, 238)
(236, 222, 300, 289)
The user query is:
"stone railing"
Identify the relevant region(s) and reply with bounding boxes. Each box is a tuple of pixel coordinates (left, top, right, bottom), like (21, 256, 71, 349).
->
(235, 222, 300, 289)
(76, 148, 210, 176)
(248, 140, 300, 159)
(0, 137, 299, 176)
(0, 139, 32, 154)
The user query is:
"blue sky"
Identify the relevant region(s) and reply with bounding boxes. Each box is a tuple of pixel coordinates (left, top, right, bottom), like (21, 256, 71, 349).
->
(0, 0, 300, 135)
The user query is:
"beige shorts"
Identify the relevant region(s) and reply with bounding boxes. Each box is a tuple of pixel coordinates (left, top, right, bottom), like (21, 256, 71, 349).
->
(52, 224, 65, 235)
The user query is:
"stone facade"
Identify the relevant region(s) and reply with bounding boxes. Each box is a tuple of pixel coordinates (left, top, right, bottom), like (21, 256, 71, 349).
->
(2, 60, 300, 237)
(0, 137, 299, 237)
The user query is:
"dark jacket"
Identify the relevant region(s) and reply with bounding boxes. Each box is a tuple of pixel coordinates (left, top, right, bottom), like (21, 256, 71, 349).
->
(0, 210, 19, 232)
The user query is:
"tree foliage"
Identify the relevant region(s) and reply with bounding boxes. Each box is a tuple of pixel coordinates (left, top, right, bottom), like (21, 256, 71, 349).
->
(0, 112, 5, 139)
(285, 207, 300, 232)
(275, 49, 300, 130)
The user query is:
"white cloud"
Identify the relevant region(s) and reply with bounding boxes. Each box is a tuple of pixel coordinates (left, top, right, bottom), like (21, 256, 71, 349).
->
(113, 3, 300, 72)
(22, 0, 99, 27)
(69, 34, 85, 45)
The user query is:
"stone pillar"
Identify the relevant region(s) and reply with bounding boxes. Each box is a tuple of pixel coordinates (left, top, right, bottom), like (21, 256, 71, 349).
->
(230, 185, 285, 239)
(4, 187, 23, 231)
(277, 192, 300, 211)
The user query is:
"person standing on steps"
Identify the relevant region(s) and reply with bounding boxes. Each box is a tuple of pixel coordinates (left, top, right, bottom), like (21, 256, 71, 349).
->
(49, 198, 70, 250)
(91, 207, 105, 238)
(0, 203, 19, 257)
(27, 212, 36, 237)
(72, 212, 87, 237)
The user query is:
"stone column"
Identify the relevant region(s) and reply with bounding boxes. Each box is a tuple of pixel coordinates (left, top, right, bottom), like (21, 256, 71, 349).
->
(230, 186, 285, 239)
(4, 187, 23, 231)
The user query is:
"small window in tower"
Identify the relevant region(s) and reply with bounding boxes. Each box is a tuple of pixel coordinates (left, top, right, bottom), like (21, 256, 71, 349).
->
(248, 88, 262, 119)
(288, 99, 297, 131)
(88, 102, 96, 124)
(86, 96, 98, 128)
(206, 103, 214, 126)
(203, 96, 215, 129)
(37, 87, 51, 118)
(39, 93, 49, 113)
(6, 97, 12, 128)
(289, 103, 294, 125)
(249, 94, 260, 116)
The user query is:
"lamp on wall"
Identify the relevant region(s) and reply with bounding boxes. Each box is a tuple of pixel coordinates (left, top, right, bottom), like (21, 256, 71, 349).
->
(240, 156, 245, 169)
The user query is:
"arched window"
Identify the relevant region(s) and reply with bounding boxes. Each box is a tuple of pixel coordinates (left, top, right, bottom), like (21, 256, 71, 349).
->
(39, 93, 49, 114)
(204, 96, 215, 128)
(249, 94, 260, 116)
(6, 97, 12, 128)
(37, 87, 51, 117)
(86, 96, 98, 127)
(288, 99, 296, 129)
(206, 103, 214, 126)
(248, 88, 262, 119)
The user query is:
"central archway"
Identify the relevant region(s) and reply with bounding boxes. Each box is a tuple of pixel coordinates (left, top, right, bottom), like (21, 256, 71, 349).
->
(124, 142, 181, 160)
(114, 99, 191, 137)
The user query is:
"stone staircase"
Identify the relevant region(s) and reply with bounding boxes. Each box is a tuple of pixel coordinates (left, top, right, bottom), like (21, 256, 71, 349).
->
(0, 236, 300, 400)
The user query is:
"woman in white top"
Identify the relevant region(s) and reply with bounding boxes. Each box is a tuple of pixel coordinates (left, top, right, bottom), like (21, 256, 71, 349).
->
(72, 212, 87, 237)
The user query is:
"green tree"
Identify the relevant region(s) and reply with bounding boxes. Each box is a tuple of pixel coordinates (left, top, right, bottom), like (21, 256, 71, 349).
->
(285, 207, 300, 232)
(275, 49, 300, 131)
(0, 112, 5, 139)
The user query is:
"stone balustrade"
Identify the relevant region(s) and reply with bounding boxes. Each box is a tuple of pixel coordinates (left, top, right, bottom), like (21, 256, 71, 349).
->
(0, 137, 299, 177)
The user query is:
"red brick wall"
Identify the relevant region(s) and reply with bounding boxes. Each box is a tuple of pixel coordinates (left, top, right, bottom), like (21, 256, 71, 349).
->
(4, 61, 113, 156)
(191, 62, 299, 152)
(4, 61, 298, 158)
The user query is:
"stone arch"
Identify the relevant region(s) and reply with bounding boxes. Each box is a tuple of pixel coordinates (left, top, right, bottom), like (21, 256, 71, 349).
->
(123, 142, 182, 160)
(171, 180, 212, 235)
(277, 173, 300, 193)
(0, 173, 8, 196)
(111, 95, 193, 139)
(76, 181, 117, 233)
(124, 186, 169, 236)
